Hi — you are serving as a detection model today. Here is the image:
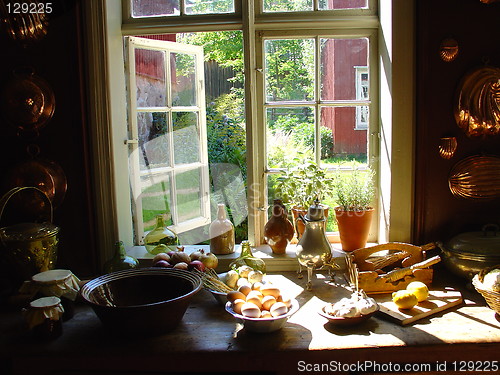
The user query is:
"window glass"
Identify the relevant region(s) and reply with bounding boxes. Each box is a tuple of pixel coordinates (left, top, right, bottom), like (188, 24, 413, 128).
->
(175, 168, 203, 222)
(264, 0, 313, 12)
(141, 177, 173, 232)
(137, 112, 171, 169)
(265, 39, 315, 102)
(132, 0, 180, 17)
(171, 52, 197, 107)
(131, 0, 234, 17)
(135, 49, 167, 107)
(318, 0, 368, 10)
(320, 37, 369, 101)
(172, 112, 200, 165)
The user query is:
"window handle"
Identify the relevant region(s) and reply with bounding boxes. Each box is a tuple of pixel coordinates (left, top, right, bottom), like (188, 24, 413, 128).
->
(125, 139, 138, 145)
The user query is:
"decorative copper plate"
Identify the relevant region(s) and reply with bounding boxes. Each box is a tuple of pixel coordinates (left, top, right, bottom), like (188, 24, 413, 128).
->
(454, 66, 500, 137)
(449, 155, 500, 200)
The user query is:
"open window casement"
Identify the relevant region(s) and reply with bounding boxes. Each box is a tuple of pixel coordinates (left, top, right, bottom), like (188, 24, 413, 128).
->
(125, 36, 210, 244)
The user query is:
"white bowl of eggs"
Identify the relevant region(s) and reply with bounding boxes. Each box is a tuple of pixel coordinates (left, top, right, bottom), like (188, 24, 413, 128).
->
(224, 284, 299, 333)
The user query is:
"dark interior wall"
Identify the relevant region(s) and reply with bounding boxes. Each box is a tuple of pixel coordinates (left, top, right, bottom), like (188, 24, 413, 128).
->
(0, 0, 97, 282)
(414, 0, 500, 244)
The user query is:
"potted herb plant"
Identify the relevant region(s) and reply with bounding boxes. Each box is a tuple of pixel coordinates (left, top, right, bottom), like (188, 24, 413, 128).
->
(274, 162, 334, 238)
(333, 166, 375, 251)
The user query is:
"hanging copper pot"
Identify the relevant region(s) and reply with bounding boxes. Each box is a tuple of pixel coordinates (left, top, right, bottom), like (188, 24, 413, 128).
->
(0, 68, 55, 136)
(3, 145, 67, 211)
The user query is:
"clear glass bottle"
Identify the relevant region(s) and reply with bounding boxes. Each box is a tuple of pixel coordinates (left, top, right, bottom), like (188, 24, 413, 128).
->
(209, 204, 235, 255)
(144, 214, 179, 255)
(229, 241, 266, 273)
(103, 241, 139, 273)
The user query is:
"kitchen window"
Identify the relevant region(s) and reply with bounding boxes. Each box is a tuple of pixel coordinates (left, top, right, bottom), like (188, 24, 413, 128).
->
(83, 0, 415, 263)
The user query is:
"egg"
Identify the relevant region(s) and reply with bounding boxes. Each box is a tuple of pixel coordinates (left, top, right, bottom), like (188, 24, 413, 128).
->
(260, 285, 281, 299)
(261, 295, 276, 311)
(252, 282, 263, 291)
(232, 299, 246, 315)
(260, 310, 272, 318)
(238, 284, 252, 296)
(270, 302, 288, 317)
(279, 295, 293, 309)
(236, 277, 251, 288)
(240, 302, 261, 318)
(246, 290, 263, 301)
(246, 295, 262, 310)
(227, 290, 246, 303)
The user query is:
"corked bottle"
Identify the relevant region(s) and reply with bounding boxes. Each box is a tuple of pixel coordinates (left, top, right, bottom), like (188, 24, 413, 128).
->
(103, 241, 139, 274)
(144, 214, 179, 255)
(229, 241, 266, 274)
(209, 204, 235, 255)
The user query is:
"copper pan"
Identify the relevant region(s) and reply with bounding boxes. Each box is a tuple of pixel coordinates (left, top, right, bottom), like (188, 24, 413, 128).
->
(3, 145, 67, 212)
(0, 68, 55, 135)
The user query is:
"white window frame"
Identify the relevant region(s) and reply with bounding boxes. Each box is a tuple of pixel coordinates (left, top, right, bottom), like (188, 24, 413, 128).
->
(82, 0, 415, 265)
(125, 37, 211, 243)
(355, 65, 369, 130)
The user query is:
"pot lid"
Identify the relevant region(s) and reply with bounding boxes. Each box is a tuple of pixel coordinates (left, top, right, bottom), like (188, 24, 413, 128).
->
(445, 224, 500, 257)
(0, 222, 59, 241)
(304, 199, 326, 222)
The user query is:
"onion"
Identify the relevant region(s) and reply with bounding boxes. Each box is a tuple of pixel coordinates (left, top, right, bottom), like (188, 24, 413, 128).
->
(189, 249, 205, 261)
(200, 252, 218, 269)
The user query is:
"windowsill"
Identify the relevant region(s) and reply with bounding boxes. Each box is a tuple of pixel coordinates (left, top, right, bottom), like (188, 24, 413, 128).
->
(127, 242, 365, 273)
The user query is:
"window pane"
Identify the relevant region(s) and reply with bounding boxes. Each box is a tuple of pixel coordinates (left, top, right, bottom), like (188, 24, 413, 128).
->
(320, 106, 367, 166)
(173, 112, 200, 164)
(132, 0, 180, 17)
(141, 177, 173, 232)
(266, 107, 315, 169)
(319, 0, 368, 10)
(186, 0, 234, 14)
(135, 49, 166, 107)
(264, 0, 313, 12)
(320, 38, 369, 101)
(138, 112, 171, 170)
(265, 39, 315, 102)
(171, 52, 197, 107)
(175, 168, 202, 221)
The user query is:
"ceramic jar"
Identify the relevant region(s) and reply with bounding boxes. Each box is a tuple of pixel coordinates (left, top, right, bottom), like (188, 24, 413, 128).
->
(264, 199, 294, 254)
(23, 296, 64, 340)
(209, 204, 235, 255)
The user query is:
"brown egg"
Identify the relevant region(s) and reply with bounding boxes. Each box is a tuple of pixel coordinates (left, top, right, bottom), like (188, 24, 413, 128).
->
(260, 285, 281, 299)
(238, 284, 252, 296)
(252, 282, 263, 291)
(246, 290, 263, 301)
(246, 295, 262, 310)
(260, 310, 272, 318)
(279, 295, 293, 308)
(241, 302, 261, 318)
(270, 302, 288, 317)
(232, 299, 246, 315)
(261, 295, 276, 311)
(227, 290, 246, 303)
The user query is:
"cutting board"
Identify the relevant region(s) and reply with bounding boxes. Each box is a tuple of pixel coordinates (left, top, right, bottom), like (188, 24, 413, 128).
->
(374, 288, 463, 325)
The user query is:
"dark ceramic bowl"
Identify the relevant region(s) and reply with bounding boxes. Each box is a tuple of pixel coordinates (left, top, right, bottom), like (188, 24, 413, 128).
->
(80, 268, 202, 335)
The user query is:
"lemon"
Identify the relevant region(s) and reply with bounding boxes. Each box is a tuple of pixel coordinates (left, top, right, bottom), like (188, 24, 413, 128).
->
(406, 281, 429, 302)
(392, 290, 418, 309)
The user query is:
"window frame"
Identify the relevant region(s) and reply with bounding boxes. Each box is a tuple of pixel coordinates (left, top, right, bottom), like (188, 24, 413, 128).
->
(125, 36, 211, 242)
(83, 0, 415, 265)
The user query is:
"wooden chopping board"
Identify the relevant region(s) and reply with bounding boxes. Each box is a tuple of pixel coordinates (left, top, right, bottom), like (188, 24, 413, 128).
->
(374, 288, 463, 325)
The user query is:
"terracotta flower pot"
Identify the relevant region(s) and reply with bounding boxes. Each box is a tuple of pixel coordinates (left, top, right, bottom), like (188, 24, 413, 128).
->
(334, 207, 374, 252)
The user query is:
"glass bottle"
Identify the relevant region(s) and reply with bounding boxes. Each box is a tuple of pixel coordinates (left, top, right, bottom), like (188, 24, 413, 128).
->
(103, 241, 139, 273)
(209, 204, 235, 255)
(264, 199, 294, 254)
(229, 241, 266, 273)
(144, 214, 179, 255)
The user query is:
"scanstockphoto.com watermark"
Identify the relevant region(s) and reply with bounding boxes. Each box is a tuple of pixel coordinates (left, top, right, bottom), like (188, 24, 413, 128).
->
(297, 360, 500, 373)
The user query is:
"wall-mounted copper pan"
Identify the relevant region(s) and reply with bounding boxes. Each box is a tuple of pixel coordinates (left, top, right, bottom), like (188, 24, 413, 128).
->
(0, 68, 55, 135)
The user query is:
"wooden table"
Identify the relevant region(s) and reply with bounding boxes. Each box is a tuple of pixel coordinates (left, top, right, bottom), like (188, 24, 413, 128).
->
(1, 271, 499, 375)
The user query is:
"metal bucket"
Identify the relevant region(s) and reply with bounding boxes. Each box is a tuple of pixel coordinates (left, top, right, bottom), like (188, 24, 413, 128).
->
(0, 187, 59, 282)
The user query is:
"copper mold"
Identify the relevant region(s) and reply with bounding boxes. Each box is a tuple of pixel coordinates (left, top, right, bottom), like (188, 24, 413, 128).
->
(449, 155, 500, 200)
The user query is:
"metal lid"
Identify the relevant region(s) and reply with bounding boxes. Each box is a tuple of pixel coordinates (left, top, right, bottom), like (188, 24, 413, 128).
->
(445, 224, 500, 258)
(0, 222, 59, 241)
(304, 200, 326, 222)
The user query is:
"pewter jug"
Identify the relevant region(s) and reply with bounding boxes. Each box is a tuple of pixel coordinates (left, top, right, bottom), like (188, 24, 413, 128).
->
(296, 200, 334, 290)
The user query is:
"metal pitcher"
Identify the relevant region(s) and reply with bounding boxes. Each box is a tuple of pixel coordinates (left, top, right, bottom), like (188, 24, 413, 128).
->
(296, 200, 338, 290)
(0, 187, 59, 284)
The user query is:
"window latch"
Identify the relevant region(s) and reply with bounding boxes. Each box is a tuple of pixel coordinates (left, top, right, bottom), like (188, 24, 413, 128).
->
(125, 139, 138, 145)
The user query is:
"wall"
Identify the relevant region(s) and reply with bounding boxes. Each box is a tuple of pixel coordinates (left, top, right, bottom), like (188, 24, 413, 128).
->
(0, 0, 97, 288)
(415, 0, 500, 243)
